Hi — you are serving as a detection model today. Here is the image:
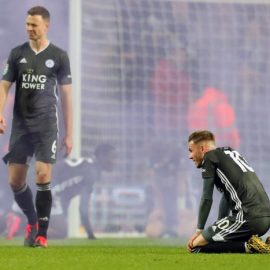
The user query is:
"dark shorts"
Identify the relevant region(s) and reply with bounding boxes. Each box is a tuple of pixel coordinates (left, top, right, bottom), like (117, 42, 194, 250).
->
(203, 216, 270, 242)
(3, 130, 58, 165)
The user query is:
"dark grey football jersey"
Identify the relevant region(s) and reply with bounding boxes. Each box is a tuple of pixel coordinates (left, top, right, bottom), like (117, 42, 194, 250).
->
(2, 42, 72, 132)
(202, 147, 270, 219)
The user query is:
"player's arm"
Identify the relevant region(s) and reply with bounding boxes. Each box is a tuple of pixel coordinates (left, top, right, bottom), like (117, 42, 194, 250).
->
(196, 154, 217, 231)
(59, 84, 73, 156)
(0, 80, 13, 133)
(197, 177, 214, 231)
(218, 193, 230, 219)
(187, 177, 214, 251)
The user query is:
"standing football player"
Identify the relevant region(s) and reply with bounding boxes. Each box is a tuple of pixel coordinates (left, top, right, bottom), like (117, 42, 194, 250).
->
(0, 6, 73, 247)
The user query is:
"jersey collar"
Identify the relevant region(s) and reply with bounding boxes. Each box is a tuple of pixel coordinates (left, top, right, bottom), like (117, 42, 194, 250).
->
(29, 41, 50, 55)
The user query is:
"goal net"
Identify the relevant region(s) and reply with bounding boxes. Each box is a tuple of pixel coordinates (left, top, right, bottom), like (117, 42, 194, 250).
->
(72, 0, 270, 236)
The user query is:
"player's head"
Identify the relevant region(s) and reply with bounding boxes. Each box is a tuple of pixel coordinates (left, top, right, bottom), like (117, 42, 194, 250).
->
(94, 144, 117, 172)
(28, 6, 50, 21)
(188, 130, 216, 168)
(26, 6, 50, 41)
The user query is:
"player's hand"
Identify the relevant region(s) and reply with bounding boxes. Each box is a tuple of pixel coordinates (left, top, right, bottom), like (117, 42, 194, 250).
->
(187, 231, 201, 252)
(61, 136, 73, 157)
(0, 114, 7, 134)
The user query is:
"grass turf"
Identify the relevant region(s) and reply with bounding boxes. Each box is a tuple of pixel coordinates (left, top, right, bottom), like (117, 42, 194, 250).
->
(0, 237, 268, 270)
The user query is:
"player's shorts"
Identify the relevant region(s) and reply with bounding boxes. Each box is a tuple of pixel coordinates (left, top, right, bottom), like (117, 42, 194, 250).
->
(202, 216, 270, 242)
(3, 130, 58, 165)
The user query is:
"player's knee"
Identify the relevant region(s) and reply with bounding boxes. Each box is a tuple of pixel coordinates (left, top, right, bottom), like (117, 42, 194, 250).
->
(36, 170, 50, 183)
(8, 176, 26, 191)
(35, 162, 52, 183)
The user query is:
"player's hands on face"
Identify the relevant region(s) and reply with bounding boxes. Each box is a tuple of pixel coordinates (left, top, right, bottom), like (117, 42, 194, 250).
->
(61, 136, 73, 157)
(0, 115, 6, 134)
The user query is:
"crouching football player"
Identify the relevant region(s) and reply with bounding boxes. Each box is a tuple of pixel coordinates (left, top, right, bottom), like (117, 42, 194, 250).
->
(187, 130, 270, 253)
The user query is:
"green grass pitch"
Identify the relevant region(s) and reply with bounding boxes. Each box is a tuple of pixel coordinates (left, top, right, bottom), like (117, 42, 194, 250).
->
(0, 237, 268, 270)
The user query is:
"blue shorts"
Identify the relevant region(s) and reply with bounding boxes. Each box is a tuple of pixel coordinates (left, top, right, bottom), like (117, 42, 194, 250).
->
(3, 130, 58, 165)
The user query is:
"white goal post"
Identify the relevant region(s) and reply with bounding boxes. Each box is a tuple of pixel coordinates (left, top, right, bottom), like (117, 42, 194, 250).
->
(68, 0, 82, 238)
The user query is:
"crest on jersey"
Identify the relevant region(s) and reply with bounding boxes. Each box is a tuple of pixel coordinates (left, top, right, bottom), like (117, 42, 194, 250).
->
(2, 64, 9, 75)
(45, 59, 55, 68)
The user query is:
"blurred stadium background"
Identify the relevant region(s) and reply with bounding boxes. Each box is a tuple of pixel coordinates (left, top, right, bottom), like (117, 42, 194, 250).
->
(1, 0, 270, 238)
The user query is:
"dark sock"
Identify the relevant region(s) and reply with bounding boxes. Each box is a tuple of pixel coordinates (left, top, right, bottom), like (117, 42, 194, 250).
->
(35, 183, 52, 237)
(13, 184, 37, 225)
(193, 242, 246, 253)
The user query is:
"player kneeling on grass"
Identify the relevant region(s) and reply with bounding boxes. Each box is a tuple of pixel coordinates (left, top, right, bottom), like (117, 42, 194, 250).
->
(187, 130, 270, 253)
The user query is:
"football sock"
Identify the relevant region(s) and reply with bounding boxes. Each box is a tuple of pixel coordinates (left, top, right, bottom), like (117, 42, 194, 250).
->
(13, 184, 37, 225)
(36, 183, 52, 237)
(193, 242, 246, 253)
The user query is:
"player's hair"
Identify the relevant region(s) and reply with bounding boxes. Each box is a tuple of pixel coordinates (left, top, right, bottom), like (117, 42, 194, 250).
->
(94, 143, 115, 158)
(27, 6, 50, 21)
(188, 130, 215, 144)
